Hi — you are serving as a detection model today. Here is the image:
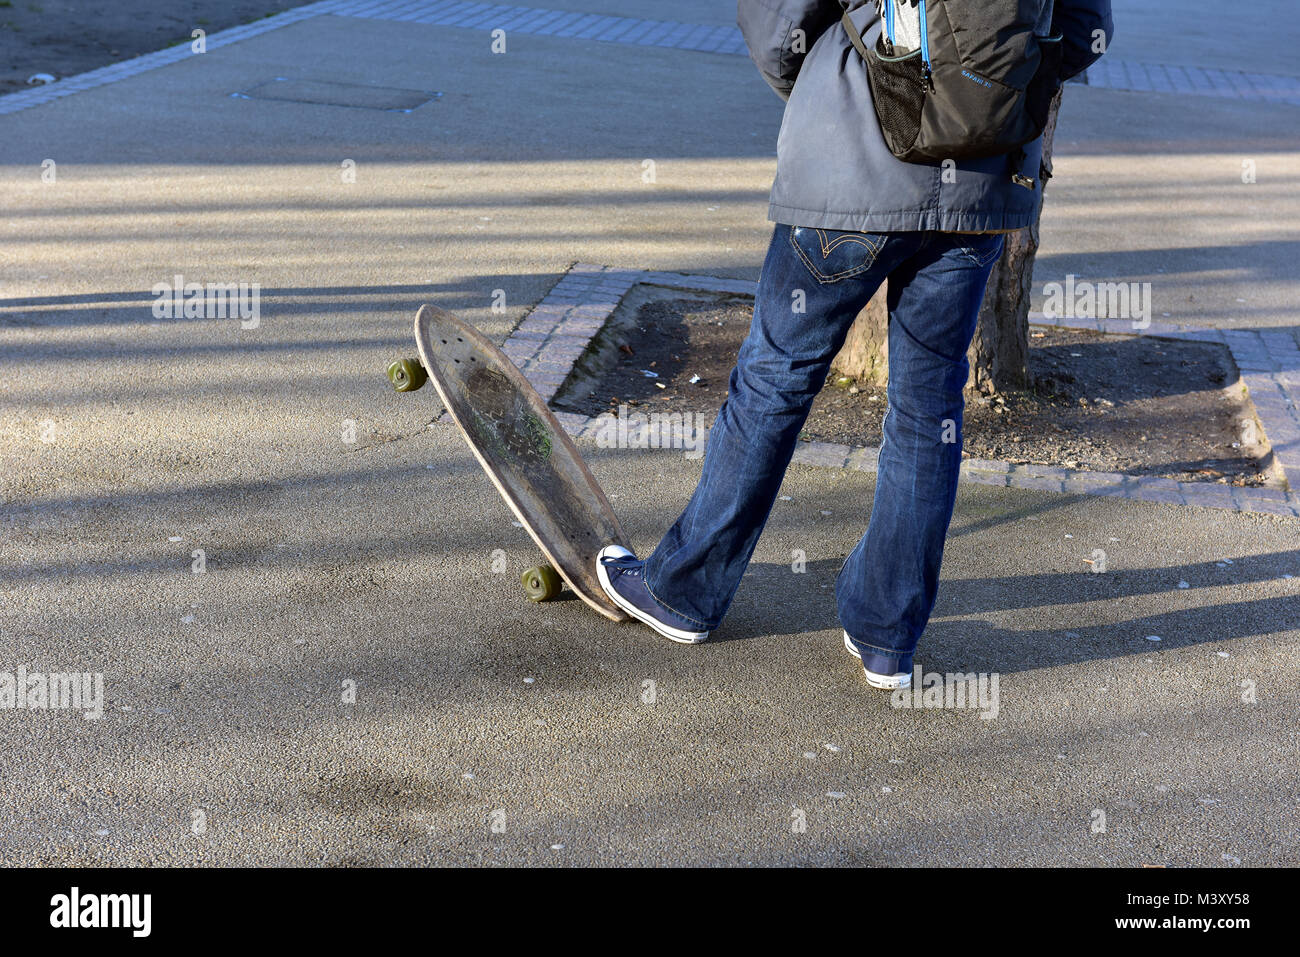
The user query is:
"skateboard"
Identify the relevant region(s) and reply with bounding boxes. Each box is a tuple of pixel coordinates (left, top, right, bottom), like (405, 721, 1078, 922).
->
(388, 304, 630, 622)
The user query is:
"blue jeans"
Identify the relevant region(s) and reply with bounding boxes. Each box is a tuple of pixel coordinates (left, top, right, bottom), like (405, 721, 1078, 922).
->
(643, 223, 1004, 675)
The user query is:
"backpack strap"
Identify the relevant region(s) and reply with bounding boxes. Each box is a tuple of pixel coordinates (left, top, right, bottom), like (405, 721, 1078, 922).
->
(840, 4, 874, 63)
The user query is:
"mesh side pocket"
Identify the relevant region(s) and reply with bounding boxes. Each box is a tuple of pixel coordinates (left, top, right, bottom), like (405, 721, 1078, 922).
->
(864, 41, 926, 159)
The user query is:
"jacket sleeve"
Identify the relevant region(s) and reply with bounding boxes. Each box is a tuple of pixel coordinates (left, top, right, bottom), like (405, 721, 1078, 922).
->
(737, 0, 844, 101)
(1052, 0, 1115, 81)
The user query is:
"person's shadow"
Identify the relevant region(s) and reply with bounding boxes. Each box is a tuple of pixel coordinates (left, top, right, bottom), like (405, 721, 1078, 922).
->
(713, 551, 1299, 675)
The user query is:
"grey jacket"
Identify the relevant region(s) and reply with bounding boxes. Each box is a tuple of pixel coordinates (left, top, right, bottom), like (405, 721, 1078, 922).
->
(737, 0, 1115, 232)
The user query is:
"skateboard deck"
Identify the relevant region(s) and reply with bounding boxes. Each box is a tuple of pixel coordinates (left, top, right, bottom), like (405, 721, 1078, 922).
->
(411, 304, 629, 621)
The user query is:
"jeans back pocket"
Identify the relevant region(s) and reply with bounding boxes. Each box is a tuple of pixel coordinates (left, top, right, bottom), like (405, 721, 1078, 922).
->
(789, 226, 886, 283)
(957, 234, 1006, 268)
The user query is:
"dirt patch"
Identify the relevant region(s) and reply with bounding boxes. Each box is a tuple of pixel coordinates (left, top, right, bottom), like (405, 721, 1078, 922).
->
(553, 291, 1273, 488)
(0, 0, 307, 93)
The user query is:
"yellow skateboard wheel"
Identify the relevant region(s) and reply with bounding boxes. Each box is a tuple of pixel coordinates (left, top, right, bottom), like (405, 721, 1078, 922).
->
(521, 564, 562, 602)
(387, 357, 427, 392)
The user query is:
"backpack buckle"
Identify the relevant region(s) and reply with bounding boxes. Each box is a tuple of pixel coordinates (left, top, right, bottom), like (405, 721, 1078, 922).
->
(1011, 173, 1035, 190)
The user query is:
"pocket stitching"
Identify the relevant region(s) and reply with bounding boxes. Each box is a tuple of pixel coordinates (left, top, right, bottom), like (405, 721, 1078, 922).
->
(817, 228, 885, 259)
(790, 228, 883, 283)
(959, 239, 1004, 267)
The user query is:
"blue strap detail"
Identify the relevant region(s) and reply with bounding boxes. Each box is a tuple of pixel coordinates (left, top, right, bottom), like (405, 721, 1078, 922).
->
(884, 0, 895, 44)
(918, 0, 930, 67)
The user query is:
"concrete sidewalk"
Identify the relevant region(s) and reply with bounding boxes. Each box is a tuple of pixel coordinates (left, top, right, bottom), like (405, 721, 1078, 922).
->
(1, 0, 1297, 866)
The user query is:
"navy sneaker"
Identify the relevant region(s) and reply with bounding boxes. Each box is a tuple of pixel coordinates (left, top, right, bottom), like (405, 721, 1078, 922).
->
(843, 631, 913, 690)
(597, 546, 708, 644)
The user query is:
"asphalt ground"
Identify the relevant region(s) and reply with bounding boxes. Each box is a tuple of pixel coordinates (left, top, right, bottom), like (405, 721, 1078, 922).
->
(1, 0, 1296, 865)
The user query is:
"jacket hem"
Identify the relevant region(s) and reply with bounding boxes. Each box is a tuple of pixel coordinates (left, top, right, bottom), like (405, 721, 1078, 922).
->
(768, 202, 1033, 234)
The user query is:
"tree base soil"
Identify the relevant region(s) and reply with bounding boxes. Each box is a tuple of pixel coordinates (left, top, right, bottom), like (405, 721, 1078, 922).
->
(553, 290, 1274, 488)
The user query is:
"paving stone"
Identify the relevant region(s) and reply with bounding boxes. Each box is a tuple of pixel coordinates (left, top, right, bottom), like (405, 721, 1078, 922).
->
(527, 371, 566, 388)
(568, 304, 615, 319)
(538, 339, 583, 357)
(553, 412, 588, 435)
(501, 328, 548, 343)
(1171, 328, 1226, 344)
(958, 456, 1011, 473)
(847, 447, 880, 471)
(515, 316, 559, 335)
(548, 330, 593, 345)
(1062, 481, 1126, 498)
(1006, 474, 1065, 492)
(577, 415, 613, 440)
(1060, 470, 1131, 486)
(1238, 497, 1300, 517)
(959, 471, 1010, 488)
(1075, 484, 1133, 499)
(1270, 428, 1300, 450)
(1175, 483, 1236, 508)
(1139, 323, 1181, 336)
(1259, 331, 1299, 351)
(791, 442, 851, 467)
(1239, 486, 1292, 502)
(1134, 476, 1182, 492)
(1129, 485, 1186, 505)
(1273, 446, 1300, 468)
(558, 318, 606, 336)
(1022, 464, 1074, 480)
(501, 343, 539, 362)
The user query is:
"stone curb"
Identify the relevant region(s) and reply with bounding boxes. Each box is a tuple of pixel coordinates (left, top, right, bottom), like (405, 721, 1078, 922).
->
(481, 264, 1300, 519)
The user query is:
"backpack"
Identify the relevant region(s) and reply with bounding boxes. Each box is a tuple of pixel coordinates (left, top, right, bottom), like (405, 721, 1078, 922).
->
(840, 0, 1063, 180)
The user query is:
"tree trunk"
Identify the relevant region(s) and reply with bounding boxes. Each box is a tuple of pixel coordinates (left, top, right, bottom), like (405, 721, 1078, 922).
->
(831, 88, 1065, 396)
(831, 284, 890, 386)
(966, 88, 1064, 394)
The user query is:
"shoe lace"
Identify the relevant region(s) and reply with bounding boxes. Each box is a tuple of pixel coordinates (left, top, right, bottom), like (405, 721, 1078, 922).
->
(601, 557, 641, 577)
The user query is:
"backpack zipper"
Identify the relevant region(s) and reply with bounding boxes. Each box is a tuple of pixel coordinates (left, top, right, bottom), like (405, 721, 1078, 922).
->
(918, 0, 934, 91)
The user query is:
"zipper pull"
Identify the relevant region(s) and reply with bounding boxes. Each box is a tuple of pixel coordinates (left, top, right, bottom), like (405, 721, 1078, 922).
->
(921, 62, 935, 92)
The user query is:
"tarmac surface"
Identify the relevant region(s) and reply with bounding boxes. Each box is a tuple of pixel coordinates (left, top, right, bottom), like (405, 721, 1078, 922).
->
(1, 0, 1297, 865)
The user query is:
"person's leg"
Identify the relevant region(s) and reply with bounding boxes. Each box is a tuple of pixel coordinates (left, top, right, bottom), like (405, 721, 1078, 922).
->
(837, 232, 1005, 676)
(640, 224, 920, 631)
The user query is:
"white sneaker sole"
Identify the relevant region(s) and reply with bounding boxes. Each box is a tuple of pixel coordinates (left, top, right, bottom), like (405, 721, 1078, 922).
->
(597, 546, 708, 644)
(843, 631, 912, 690)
